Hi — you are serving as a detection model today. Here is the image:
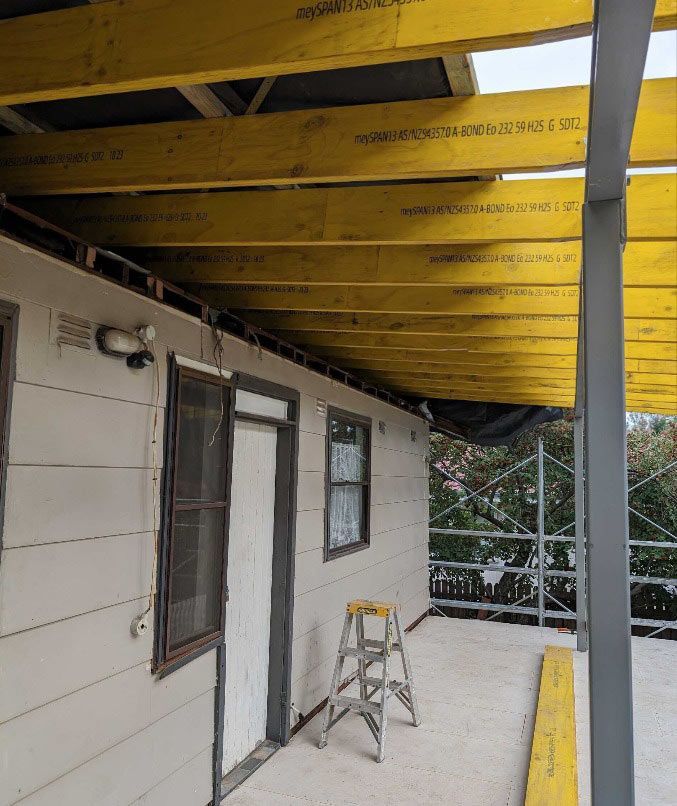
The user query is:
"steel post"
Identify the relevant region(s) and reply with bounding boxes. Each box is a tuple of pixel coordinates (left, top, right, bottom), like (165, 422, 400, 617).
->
(574, 415, 587, 652)
(583, 198, 635, 805)
(582, 1, 655, 801)
(536, 438, 545, 627)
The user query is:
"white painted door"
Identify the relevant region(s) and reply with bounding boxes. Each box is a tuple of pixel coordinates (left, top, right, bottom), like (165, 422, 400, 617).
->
(222, 420, 278, 776)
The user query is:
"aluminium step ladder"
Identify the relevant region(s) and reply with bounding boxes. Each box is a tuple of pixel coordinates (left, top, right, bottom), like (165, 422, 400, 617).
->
(318, 599, 421, 762)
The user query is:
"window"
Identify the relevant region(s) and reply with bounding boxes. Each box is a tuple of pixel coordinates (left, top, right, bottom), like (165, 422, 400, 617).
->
(155, 362, 232, 670)
(325, 409, 371, 560)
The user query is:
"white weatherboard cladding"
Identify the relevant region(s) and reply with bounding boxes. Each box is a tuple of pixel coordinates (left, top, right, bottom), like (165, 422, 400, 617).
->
(0, 234, 428, 802)
(222, 420, 278, 775)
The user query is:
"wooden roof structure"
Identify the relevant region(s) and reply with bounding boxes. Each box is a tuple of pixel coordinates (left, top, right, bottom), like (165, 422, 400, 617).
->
(0, 0, 675, 414)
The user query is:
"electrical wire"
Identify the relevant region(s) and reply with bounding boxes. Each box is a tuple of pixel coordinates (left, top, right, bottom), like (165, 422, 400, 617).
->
(141, 339, 161, 620)
(208, 319, 226, 448)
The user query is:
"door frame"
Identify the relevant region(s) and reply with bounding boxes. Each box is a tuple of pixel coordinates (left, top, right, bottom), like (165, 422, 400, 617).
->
(213, 373, 299, 803)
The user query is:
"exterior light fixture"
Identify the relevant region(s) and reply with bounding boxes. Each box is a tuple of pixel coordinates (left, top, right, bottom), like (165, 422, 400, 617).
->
(96, 324, 157, 370)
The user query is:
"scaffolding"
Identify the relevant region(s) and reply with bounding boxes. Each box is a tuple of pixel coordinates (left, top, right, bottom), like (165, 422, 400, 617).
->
(429, 439, 677, 645)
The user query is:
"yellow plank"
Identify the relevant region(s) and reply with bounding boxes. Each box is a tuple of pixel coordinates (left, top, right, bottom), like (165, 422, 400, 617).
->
(525, 647, 577, 806)
(360, 368, 676, 387)
(246, 312, 677, 344)
(1, 78, 674, 195)
(2, 1, 674, 106)
(400, 386, 675, 414)
(380, 372, 676, 390)
(194, 283, 676, 318)
(25, 174, 677, 246)
(390, 377, 676, 408)
(142, 240, 675, 288)
(366, 366, 576, 380)
(389, 383, 676, 410)
(266, 332, 677, 361)
(320, 347, 581, 367)
(306, 346, 677, 373)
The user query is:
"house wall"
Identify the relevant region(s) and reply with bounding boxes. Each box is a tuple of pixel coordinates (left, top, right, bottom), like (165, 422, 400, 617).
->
(0, 235, 429, 806)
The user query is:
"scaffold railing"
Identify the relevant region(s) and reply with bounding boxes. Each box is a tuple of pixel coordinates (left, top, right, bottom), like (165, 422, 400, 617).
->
(429, 439, 677, 641)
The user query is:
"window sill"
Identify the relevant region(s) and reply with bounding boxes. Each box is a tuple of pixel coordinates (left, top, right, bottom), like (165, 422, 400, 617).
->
(154, 633, 222, 678)
(324, 539, 370, 563)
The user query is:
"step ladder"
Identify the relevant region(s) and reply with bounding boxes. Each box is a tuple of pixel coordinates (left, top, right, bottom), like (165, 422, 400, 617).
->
(318, 599, 421, 762)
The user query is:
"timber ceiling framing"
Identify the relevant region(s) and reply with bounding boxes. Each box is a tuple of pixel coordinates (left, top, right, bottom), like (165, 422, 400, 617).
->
(0, 0, 675, 415)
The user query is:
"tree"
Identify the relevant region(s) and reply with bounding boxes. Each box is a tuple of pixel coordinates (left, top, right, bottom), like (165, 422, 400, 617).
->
(430, 413, 676, 632)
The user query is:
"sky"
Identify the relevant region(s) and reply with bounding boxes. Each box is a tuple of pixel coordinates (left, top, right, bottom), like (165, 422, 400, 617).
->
(472, 30, 677, 180)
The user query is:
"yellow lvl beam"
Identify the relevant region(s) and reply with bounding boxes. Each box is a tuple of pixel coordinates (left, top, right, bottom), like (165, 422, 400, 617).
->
(25, 174, 676, 246)
(0, 78, 674, 195)
(305, 346, 676, 374)
(193, 284, 676, 318)
(356, 367, 676, 387)
(391, 383, 677, 406)
(244, 313, 677, 346)
(525, 646, 578, 806)
(352, 367, 676, 386)
(391, 391, 677, 415)
(143, 241, 675, 288)
(1, 1, 674, 106)
(405, 387, 674, 411)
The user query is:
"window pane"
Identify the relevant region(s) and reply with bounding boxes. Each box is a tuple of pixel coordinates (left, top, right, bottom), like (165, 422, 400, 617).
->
(329, 485, 364, 550)
(168, 507, 224, 652)
(175, 374, 228, 504)
(330, 418, 368, 482)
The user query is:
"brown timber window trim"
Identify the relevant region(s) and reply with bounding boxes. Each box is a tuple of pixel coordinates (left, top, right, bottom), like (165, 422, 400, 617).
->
(324, 407, 371, 562)
(0, 300, 18, 561)
(153, 355, 236, 675)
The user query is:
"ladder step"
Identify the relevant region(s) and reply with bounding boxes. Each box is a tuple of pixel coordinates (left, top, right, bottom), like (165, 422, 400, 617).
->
(361, 676, 409, 693)
(358, 638, 402, 652)
(340, 647, 384, 663)
(330, 695, 382, 715)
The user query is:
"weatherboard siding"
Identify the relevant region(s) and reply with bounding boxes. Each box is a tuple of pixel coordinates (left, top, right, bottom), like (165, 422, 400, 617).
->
(0, 235, 429, 804)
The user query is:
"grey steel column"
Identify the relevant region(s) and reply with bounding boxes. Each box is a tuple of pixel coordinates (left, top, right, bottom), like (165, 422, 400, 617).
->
(583, 198, 634, 805)
(574, 415, 587, 652)
(582, 2, 655, 803)
(536, 438, 545, 627)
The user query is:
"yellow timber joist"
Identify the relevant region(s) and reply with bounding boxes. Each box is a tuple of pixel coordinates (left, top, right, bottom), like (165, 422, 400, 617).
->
(382, 383, 677, 413)
(142, 241, 675, 287)
(24, 174, 677, 246)
(192, 284, 676, 318)
(1, 0, 674, 106)
(242, 317, 677, 348)
(0, 78, 674, 194)
(296, 347, 676, 374)
(320, 350, 677, 383)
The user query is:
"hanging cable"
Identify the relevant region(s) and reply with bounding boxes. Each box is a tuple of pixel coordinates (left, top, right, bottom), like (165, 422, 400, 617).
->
(208, 318, 226, 447)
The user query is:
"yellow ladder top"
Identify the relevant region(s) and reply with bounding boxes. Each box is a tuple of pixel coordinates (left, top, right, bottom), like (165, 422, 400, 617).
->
(347, 600, 399, 618)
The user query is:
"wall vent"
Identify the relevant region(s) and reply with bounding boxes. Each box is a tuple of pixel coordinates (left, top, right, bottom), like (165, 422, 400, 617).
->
(316, 398, 327, 417)
(50, 310, 93, 351)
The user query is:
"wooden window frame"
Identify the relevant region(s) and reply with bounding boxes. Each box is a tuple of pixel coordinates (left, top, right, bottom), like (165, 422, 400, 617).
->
(154, 357, 236, 675)
(0, 300, 18, 560)
(324, 407, 371, 562)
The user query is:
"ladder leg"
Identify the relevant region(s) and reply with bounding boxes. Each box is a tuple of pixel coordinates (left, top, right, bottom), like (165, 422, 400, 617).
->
(375, 612, 392, 762)
(393, 609, 421, 727)
(356, 612, 368, 702)
(319, 612, 353, 749)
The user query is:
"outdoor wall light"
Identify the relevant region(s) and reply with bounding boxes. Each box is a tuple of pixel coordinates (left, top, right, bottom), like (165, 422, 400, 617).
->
(96, 324, 156, 370)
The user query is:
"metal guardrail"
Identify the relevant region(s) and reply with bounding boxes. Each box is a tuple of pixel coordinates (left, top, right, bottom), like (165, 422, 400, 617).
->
(429, 441, 676, 639)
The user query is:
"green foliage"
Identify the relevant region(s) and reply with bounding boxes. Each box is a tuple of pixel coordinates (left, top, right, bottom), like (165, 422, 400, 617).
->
(430, 413, 676, 622)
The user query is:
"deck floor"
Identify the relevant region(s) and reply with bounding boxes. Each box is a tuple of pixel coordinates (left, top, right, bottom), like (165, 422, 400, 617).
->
(224, 616, 676, 805)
